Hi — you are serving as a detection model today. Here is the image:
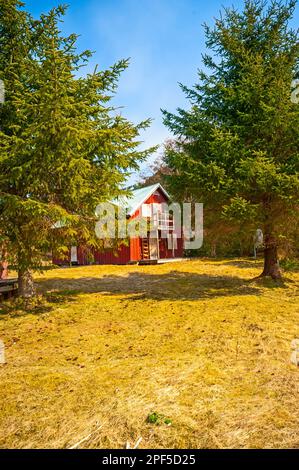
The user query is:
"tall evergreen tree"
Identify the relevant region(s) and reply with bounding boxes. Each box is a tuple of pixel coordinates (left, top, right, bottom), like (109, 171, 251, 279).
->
(163, 0, 299, 279)
(0, 1, 153, 296)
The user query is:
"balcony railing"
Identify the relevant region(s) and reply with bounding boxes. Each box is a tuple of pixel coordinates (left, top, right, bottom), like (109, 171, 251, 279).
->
(152, 213, 174, 231)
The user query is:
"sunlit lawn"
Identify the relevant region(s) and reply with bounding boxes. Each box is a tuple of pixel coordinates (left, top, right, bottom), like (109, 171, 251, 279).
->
(0, 259, 298, 448)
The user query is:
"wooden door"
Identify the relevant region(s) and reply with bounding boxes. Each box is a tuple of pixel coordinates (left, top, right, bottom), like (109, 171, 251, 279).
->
(149, 237, 158, 259)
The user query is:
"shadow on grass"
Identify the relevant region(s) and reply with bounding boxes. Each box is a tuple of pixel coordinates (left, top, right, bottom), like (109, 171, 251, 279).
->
(203, 258, 264, 269)
(203, 258, 299, 278)
(35, 270, 272, 303)
(1, 268, 290, 318)
(0, 290, 78, 319)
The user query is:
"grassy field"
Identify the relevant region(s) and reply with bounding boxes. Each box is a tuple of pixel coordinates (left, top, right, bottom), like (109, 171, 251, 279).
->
(0, 259, 298, 449)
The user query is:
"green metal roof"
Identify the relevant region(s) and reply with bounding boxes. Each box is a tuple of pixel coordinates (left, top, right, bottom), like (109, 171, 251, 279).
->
(111, 183, 170, 216)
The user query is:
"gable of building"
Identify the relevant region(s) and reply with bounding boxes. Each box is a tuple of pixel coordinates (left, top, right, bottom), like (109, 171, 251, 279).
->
(111, 183, 170, 217)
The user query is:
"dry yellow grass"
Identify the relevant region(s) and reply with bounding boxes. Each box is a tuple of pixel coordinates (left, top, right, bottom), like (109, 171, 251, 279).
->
(0, 259, 298, 449)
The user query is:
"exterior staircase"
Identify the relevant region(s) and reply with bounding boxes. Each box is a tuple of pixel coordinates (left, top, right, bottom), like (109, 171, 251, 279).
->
(141, 238, 149, 260)
(139, 237, 159, 265)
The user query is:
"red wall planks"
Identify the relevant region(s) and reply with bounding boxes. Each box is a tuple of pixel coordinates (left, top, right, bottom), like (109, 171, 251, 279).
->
(52, 186, 184, 266)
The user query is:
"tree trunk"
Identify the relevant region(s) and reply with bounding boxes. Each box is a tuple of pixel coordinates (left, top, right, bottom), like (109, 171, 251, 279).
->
(211, 242, 217, 258)
(0, 260, 8, 280)
(260, 234, 282, 279)
(18, 269, 36, 297)
(0, 248, 8, 280)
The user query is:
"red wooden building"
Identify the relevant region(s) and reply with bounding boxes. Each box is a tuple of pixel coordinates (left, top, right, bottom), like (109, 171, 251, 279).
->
(53, 183, 184, 266)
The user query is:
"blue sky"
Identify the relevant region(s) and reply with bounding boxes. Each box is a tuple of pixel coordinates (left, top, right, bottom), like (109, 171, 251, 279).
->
(24, 0, 299, 183)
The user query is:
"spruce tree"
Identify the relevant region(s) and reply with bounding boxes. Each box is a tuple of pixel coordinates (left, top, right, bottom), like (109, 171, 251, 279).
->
(0, 1, 152, 296)
(163, 0, 299, 279)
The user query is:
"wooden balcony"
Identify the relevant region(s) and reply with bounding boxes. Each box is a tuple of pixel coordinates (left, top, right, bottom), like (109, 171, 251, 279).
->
(151, 213, 174, 231)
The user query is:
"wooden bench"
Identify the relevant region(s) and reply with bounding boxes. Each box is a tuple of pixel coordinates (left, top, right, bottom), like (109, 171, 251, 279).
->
(0, 279, 18, 299)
